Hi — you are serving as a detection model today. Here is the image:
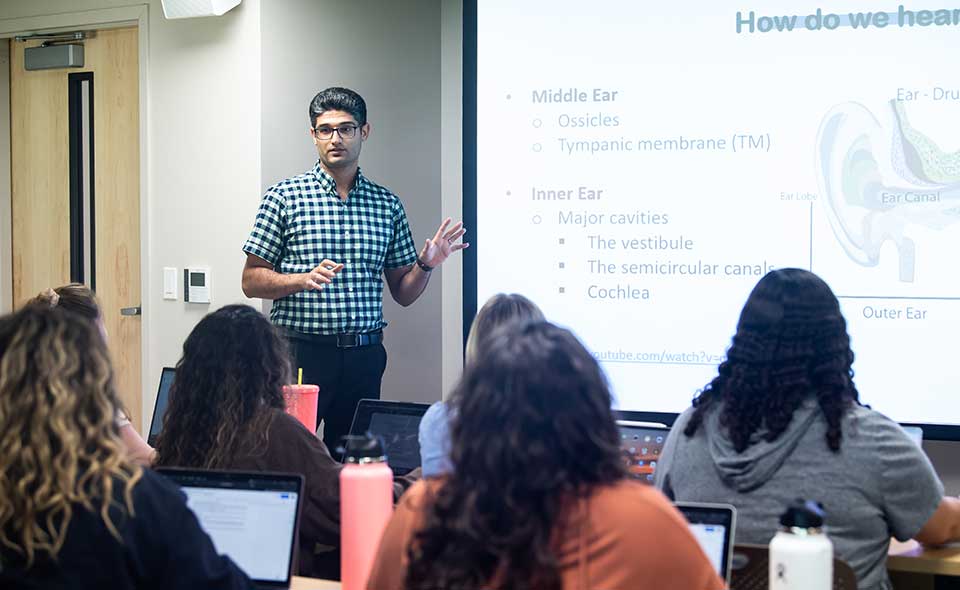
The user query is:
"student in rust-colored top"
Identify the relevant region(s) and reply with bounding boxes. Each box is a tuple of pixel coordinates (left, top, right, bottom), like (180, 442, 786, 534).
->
(368, 321, 724, 590)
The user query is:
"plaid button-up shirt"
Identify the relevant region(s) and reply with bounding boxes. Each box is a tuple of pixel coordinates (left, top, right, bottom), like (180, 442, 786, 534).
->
(243, 163, 418, 335)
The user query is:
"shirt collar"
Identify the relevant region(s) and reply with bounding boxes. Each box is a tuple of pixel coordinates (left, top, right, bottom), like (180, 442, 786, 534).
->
(311, 161, 368, 195)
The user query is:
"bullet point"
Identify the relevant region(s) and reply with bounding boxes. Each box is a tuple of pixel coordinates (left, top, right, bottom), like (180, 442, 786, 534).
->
(532, 215, 542, 224)
(532, 118, 542, 128)
(559, 262, 565, 269)
(532, 143, 542, 152)
(559, 238, 565, 245)
(506, 94, 512, 100)
(559, 287, 565, 294)
(506, 190, 511, 196)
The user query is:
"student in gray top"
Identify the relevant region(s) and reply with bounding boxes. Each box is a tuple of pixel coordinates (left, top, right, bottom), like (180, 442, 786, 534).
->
(654, 268, 960, 590)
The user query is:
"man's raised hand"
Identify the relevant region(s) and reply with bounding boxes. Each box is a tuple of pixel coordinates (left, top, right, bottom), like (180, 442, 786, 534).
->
(419, 218, 469, 269)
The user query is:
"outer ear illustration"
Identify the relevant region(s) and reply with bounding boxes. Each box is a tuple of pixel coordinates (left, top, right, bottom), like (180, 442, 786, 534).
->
(815, 101, 960, 283)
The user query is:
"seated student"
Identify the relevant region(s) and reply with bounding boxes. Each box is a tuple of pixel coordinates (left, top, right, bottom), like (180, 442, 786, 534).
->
(418, 293, 544, 477)
(369, 321, 724, 590)
(153, 304, 412, 580)
(32, 284, 155, 465)
(0, 305, 253, 589)
(654, 268, 960, 590)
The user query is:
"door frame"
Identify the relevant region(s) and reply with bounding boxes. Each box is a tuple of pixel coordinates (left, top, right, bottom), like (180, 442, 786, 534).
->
(0, 6, 151, 427)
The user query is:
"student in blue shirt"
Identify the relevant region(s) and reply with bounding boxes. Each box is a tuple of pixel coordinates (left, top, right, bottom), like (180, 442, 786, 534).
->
(419, 293, 544, 477)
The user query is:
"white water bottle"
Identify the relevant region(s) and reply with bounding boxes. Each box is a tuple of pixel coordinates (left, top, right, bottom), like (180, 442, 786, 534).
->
(769, 499, 833, 590)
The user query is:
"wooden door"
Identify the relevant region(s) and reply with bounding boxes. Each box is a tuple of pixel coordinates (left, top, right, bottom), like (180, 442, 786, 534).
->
(10, 27, 142, 428)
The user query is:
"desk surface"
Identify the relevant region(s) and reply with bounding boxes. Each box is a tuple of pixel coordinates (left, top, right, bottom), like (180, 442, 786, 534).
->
(290, 576, 341, 589)
(888, 539, 960, 576)
(286, 543, 960, 587)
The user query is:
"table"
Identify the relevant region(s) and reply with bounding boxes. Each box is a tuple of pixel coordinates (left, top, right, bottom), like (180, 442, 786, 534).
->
(290, 576, 341, 589)
(888, 539, 960, 576)
(286, 544, 960, 590)
(887, 539, 960, 589)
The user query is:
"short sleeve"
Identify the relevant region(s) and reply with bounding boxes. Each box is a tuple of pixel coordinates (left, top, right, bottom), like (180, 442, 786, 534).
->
(383, 199, 417, 269)
(874, 417, 944, 541)
(242, 188, 287, 267)
(418, 402, 453, 478)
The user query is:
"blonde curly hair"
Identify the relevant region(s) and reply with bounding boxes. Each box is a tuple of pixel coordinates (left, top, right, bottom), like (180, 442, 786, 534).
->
(0, 304, 141, 565)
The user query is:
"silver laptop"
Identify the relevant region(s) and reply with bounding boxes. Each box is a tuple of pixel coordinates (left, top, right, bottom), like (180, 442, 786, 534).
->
(675, 501, 736, 586)
(158, 469, 303, 589)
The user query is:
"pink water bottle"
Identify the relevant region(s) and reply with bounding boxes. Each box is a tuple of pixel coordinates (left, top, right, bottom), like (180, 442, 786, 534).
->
(340, 434, 393, 590)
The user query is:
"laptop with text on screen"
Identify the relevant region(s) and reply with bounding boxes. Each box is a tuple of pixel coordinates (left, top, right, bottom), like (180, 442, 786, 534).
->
(157, 469, 302, 590)
(347, 399, 431, 476)
(675, 501, 736, 587)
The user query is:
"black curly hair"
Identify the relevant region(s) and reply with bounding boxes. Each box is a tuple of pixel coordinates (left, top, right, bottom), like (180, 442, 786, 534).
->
(684, 268, 860, 453)
(153, 305, 292, 469)
(404, 321, 626, 590)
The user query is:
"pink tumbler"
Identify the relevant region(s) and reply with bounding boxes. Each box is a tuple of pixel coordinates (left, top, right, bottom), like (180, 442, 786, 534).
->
(282, 384, 319, 432)
(340, 434, 393, 590)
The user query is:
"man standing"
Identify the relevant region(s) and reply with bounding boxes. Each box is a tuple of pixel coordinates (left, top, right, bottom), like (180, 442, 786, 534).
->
(242, 87, 466, 451)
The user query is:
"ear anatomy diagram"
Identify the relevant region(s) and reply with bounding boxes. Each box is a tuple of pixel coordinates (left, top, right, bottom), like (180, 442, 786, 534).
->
(815, 100, 960, 282)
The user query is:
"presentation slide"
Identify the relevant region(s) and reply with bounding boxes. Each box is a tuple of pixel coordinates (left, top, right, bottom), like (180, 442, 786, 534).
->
(473, 1, 960, 427)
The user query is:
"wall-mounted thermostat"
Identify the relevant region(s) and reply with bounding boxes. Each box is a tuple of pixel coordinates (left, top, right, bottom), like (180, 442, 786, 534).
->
(184, 267, 211, 303)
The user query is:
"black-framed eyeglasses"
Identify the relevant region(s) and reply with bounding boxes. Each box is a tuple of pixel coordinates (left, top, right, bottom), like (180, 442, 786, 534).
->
(313, 124, 359, 140)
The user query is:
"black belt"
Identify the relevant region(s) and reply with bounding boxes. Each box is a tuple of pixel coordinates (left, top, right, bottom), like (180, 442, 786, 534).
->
(289, 330, 383, 348)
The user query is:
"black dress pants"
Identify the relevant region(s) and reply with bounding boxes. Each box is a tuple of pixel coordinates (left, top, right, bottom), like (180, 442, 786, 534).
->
(288, 336, 387, 454)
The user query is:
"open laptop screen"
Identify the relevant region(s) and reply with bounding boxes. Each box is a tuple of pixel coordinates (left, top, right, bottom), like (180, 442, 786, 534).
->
(158, 469, 302, 587)
(347, 399, 430, 475)
(675, 502, 736, 585)
(616, 421, 670, 483)
(147, 367, 176, 447)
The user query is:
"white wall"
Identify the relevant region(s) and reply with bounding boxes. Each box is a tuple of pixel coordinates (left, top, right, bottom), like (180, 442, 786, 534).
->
(260, 0, 444, 403)
(0, 0, 263, 430)
(144, 0, 262, 406)
(440, 0, 463, 396)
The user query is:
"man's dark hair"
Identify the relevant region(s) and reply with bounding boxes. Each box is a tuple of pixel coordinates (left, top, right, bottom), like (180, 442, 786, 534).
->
(684, 268, 861, 453)
(308, 87, 367, 127)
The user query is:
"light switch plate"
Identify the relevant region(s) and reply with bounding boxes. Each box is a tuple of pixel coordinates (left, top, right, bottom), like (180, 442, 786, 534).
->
(163, 267, 178, 300)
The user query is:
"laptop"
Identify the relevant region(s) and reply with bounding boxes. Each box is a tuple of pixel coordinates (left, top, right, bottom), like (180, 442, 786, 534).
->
(346, 399, 430, 476)
(147, 367, 176, 446)
(157, 468, 303, 589)
(616, 420, 670, 484)
(675, 501, 736, 587)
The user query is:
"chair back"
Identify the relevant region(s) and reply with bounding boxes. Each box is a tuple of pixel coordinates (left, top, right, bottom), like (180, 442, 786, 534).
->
(730, 543, 857, 590)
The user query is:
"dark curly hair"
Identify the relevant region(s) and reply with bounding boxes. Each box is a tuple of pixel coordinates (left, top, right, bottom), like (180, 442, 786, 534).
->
(153, 305, 292, 469)
(405, 321, 627, 590)
(684, 268, 860, 453)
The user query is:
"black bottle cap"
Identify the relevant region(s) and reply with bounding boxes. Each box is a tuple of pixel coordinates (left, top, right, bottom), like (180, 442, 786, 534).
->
(340, 432, 387, 463)
(779, 499, 826, 529)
